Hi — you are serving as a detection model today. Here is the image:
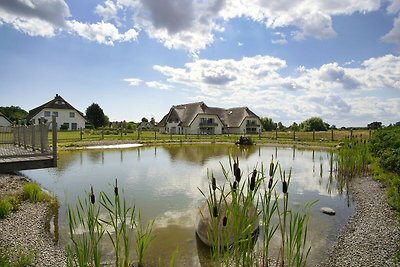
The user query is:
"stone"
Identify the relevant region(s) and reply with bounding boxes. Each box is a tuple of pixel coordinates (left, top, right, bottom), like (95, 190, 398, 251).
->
(321, 207, 336, 215)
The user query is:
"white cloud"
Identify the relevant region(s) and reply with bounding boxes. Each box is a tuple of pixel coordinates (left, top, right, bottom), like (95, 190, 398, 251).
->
(0, 0, 70, 37)
(95, 0, 119, 22)
(151, 54, 400, 126)
(145, 81, 173, 90)
(123, 78, 142, 86)
(0, 0, 388, 50)
(387, 0, 400, 14)
(382, 15, 400, 47)
(237, 42, 243, 46)
(67, 20, 138, 45)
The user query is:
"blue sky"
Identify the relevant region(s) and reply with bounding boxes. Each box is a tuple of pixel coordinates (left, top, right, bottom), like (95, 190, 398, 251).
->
(1, 0, 399, 127)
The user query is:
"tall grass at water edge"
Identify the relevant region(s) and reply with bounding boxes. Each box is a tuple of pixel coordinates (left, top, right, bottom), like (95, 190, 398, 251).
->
(334, 140, 370, 180)
(199, 156, 315, 267)
(67, 181, 156, 267)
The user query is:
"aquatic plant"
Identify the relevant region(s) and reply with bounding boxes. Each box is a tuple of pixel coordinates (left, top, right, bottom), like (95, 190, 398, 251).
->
(198, 155, 314, 267)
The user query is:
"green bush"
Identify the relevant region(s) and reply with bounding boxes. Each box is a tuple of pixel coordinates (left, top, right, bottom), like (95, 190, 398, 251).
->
(23, 182, 43, 203)
(0, 198, 13, 219)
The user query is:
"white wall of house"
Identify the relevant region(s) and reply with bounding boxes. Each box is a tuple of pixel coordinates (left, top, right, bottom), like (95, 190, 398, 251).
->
(0, 116, 12, 127)
(188, 114, 223, 134)
(31, 108, 86, 130)
(238, 117, 262, 134)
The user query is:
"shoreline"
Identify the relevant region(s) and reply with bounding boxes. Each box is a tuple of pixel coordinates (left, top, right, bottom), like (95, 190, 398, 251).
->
(0, 172, 398, 266)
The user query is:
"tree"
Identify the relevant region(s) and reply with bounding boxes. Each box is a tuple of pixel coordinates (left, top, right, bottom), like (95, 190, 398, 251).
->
(141, 117, 148, 123)
(289, 122, 300, 131)
(367, 121, 382, 129)
(0, 106, 28, 122)
(277, 122, 286, 131)
(299, 117, 328, 131)
(259, 117, 276, 131)
(85, 103, 107, 128)
(150, 117, 156, 125)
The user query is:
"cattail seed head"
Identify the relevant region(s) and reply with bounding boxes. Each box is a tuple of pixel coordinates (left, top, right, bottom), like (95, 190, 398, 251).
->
(212, 177, 217, 191)
(282, 181, 288, 194)
(222, 216, 228, 226)
(90, 186, 95, 204)
(268, 178, 273, 189)
(213, 205, 218, 218)
(114, 179, 119, 196)
(233, 181, 237, 191)
(234, 167, 241, 183)
(250, 169, 256, 191)
(269, 162, 274, 178)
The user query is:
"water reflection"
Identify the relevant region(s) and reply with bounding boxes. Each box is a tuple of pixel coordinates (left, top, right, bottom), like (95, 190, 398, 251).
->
(23, 144, 354, 266)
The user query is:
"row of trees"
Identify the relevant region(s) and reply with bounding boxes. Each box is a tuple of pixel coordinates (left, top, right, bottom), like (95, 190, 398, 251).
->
(260, 117, 333, 132)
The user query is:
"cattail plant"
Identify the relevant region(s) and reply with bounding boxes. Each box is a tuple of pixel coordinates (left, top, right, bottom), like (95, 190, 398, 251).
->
(67, 186, 104, 267)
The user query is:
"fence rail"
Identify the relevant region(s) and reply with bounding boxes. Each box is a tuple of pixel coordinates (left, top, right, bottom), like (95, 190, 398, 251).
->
(54, 128, 372, 144)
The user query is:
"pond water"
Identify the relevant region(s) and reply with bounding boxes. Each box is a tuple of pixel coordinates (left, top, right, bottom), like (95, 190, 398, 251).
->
(22, 144, 354, 266)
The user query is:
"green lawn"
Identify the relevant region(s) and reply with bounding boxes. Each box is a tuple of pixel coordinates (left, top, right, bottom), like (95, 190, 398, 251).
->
(52, 129, 372, 147)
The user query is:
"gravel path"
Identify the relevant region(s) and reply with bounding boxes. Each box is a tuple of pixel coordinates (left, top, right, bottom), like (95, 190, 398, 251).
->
(0, 174, 66, 266)
(321, 175, 400, 267)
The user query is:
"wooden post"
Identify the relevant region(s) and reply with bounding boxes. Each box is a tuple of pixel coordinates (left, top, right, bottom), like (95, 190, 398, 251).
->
(275, 128, 278, 140)
(313, 130, 315, 141)
(369, 129, 372, 139)
(293, 130, 295, 141)
(101, 128, 104, 140)
(40, 123, 45, 153)
(350, 129, 353, 139)
(80, 128, 83, 140)
(23, 126, 27, 149)
(120, 128, 123, 139)
(52, 116, 57, 167)
(31, 125, 35, 151)
(154, 129, 157, 140)
(331, 129, 334, 141)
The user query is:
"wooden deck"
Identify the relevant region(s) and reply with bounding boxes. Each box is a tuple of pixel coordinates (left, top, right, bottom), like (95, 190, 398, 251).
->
(0, 144, 55, 172)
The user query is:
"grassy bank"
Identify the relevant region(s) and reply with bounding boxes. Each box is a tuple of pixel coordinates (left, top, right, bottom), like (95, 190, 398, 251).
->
(53, 129, 371, 148)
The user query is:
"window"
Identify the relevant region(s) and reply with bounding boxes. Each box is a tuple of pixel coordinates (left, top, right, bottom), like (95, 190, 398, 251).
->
(52, 111, 58, 117)
(71, 123, 77, 130)
(44, 111, 50, 117)
(69, 112, 75, 118)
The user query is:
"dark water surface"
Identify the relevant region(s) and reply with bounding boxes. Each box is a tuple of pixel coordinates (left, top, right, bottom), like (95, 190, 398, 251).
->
(23, 144, 354, 266)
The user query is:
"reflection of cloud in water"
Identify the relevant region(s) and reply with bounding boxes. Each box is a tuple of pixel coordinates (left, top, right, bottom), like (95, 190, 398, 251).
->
(155, 209, 197, 229)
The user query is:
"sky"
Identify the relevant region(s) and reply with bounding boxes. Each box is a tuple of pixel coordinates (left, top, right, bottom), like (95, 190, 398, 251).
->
(0, 0, 399, 127)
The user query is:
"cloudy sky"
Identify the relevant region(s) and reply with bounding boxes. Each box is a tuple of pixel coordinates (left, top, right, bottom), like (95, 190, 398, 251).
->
(1, 0, 399, 127)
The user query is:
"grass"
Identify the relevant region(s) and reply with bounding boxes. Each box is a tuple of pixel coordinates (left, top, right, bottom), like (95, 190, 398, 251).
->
(0, 198, 13, 219)
(67, 182, 156, 267)
(0, 246, 37, 267)
(22, 182, 43, 203)
(53, 129, 371, 147)
(198, 155, 314, 267)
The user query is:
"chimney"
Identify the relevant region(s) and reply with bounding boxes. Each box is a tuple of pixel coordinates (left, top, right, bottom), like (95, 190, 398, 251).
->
(55, 94, 59, 98)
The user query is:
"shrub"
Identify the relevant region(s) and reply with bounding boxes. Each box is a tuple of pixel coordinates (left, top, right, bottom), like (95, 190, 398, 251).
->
(23, 182, 43, 203)
(0, 198, 13, 219)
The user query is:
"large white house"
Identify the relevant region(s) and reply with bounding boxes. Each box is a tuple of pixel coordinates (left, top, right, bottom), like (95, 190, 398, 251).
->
(27, 94, 86, 130)
(158, 102, 262, 135)
(0, 111, 12, 127)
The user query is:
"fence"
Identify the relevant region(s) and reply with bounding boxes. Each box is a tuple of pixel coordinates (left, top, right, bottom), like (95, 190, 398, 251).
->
(0, 116, 57, 162)
(55, 128, 372, 144)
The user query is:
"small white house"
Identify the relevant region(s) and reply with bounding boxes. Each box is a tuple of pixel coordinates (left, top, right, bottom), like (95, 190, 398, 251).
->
(0, 111, 12, 127)
(158, 102, 262, 135)
(27, 94, 86, 130)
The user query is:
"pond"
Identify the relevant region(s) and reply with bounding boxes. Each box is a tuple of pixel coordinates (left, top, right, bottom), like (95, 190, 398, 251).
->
(22, 144, 354, 266)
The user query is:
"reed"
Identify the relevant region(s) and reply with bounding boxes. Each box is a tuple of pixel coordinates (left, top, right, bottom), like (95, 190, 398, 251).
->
(134, 211, 155, 267)
(199, 155, 314, 267)
(67, 186, 104, 267)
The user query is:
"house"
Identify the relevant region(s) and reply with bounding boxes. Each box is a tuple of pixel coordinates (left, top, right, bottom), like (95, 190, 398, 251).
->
(27, 94, 86, 130)
(0, 111, 12, 127)
(158, 102, 262, 135)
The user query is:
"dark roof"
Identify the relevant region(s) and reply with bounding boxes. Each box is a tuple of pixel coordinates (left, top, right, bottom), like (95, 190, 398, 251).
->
(158, 102, 259, 128)
(27, 94, 85, 121)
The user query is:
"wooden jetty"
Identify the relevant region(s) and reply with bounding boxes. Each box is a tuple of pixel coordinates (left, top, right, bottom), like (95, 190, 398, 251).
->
(0, 117, 57, 172)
